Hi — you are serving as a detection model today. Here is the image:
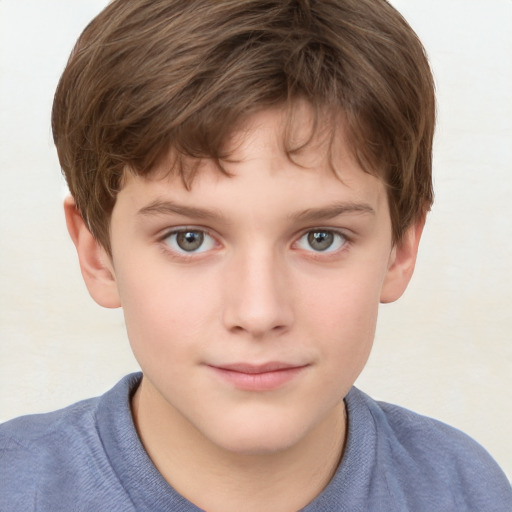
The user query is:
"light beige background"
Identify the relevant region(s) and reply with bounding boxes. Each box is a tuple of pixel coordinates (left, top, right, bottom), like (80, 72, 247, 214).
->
(1, 0, 511, 479)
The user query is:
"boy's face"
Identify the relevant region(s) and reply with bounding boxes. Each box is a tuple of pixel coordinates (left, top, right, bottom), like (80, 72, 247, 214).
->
(72, 106, 420, 455)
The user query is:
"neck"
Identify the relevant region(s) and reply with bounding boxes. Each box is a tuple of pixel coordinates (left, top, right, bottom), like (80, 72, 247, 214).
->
(131, 377, 347, 512)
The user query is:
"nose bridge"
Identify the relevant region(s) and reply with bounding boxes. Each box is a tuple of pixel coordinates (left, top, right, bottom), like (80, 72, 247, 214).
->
(222, 242, 293, 336)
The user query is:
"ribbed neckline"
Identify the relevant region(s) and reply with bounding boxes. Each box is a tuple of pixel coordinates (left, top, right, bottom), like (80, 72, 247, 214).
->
(96, 373, 376, 512)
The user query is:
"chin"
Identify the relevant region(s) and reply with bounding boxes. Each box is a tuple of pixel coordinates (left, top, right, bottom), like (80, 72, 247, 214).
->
(204, 416, 312, 456)
(217, 436, 303, 457)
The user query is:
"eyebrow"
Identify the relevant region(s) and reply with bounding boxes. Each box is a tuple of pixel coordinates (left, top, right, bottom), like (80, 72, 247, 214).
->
(291, 202, 375, 223)
(137, 199, 224, 221)
(137, 199, 375, 223)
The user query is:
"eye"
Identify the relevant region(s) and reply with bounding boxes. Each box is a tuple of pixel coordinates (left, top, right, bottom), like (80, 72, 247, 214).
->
(296, 230, 347, 253)
(163, 229, 216, 254)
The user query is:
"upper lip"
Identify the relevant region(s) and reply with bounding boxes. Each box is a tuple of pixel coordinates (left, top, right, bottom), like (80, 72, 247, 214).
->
(209, 362, 307, 374)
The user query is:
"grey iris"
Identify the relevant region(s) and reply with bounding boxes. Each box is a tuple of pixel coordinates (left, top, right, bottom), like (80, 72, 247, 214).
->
(176, 231, 204, 251)
(308, 231, 334, 251)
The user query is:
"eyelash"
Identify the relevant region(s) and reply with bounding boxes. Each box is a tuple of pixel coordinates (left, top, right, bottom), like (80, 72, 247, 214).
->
(158, 227, 351, 259)
(293, 228, 351, 256)
(158, 227, 220, 259)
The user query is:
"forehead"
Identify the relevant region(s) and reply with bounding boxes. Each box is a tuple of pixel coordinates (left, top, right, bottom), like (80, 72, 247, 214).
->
(215, 101, 360, 173)
(116, 107, 389, 222)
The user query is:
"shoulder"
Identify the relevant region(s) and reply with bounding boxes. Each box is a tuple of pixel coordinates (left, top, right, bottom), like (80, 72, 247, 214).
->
(0, 372, 141, 452)
(0, 396, 98, 449)
(0, 393, 101, 470)
(0, 373, 141, 511)
(371, 393, 503, 476)
(0, 396, 99, 509)
(344, 388, 512, 511)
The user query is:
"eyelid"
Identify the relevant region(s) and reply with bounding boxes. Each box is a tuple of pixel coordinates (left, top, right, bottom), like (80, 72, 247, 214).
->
(293, 227, 351, 253)
(159, 226, 221, 256)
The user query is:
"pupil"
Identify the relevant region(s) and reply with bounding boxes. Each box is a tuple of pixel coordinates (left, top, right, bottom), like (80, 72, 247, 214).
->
(308, 231, 333, 251)
(177, 231, 203, 251)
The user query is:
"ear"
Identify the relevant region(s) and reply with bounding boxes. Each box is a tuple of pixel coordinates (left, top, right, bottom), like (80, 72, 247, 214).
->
(64, 196, 121, 308)
(380, 217, 425, 304)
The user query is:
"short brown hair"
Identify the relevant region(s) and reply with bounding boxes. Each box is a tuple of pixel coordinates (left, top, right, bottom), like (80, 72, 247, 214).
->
(52, 0, 435, 253)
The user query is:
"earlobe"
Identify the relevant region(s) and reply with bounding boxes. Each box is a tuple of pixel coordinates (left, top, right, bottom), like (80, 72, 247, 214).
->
(380, 217, 425, 304)
(64, 196, 121, 308)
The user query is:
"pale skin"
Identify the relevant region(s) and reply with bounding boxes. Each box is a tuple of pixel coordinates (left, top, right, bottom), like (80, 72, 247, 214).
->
(65, 106, 424, 512)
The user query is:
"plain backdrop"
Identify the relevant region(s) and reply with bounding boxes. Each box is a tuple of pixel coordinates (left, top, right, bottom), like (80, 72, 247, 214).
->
(1, 0, 511, 479)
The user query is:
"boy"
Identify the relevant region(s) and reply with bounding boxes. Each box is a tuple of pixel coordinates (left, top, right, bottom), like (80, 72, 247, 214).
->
(1, 0, 511, 510)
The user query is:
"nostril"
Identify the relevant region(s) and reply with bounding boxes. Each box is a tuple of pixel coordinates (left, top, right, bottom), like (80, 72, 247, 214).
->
(221, 256, 293, 337)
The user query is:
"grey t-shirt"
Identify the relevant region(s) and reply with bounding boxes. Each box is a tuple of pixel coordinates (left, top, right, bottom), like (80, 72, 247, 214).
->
(1, 373, 511, 511)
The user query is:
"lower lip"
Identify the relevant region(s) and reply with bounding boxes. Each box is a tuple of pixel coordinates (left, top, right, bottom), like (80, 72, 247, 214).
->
(208, 366, 307, 391)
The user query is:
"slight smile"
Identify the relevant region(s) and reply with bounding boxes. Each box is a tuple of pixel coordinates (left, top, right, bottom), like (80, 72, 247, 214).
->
(206, 362, 310, 391)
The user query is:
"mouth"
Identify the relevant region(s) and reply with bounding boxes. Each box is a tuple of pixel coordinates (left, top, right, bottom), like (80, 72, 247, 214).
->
(206, 362, 309, 391)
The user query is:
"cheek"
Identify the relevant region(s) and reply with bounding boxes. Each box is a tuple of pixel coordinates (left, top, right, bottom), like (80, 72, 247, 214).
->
(114, 264, 219, 364)
(301, 267, 382, 332)
(299, 269, 383, 372)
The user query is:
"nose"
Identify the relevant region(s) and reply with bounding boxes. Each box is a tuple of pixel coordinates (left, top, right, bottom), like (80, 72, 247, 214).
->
(222, 248, 294, 338)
